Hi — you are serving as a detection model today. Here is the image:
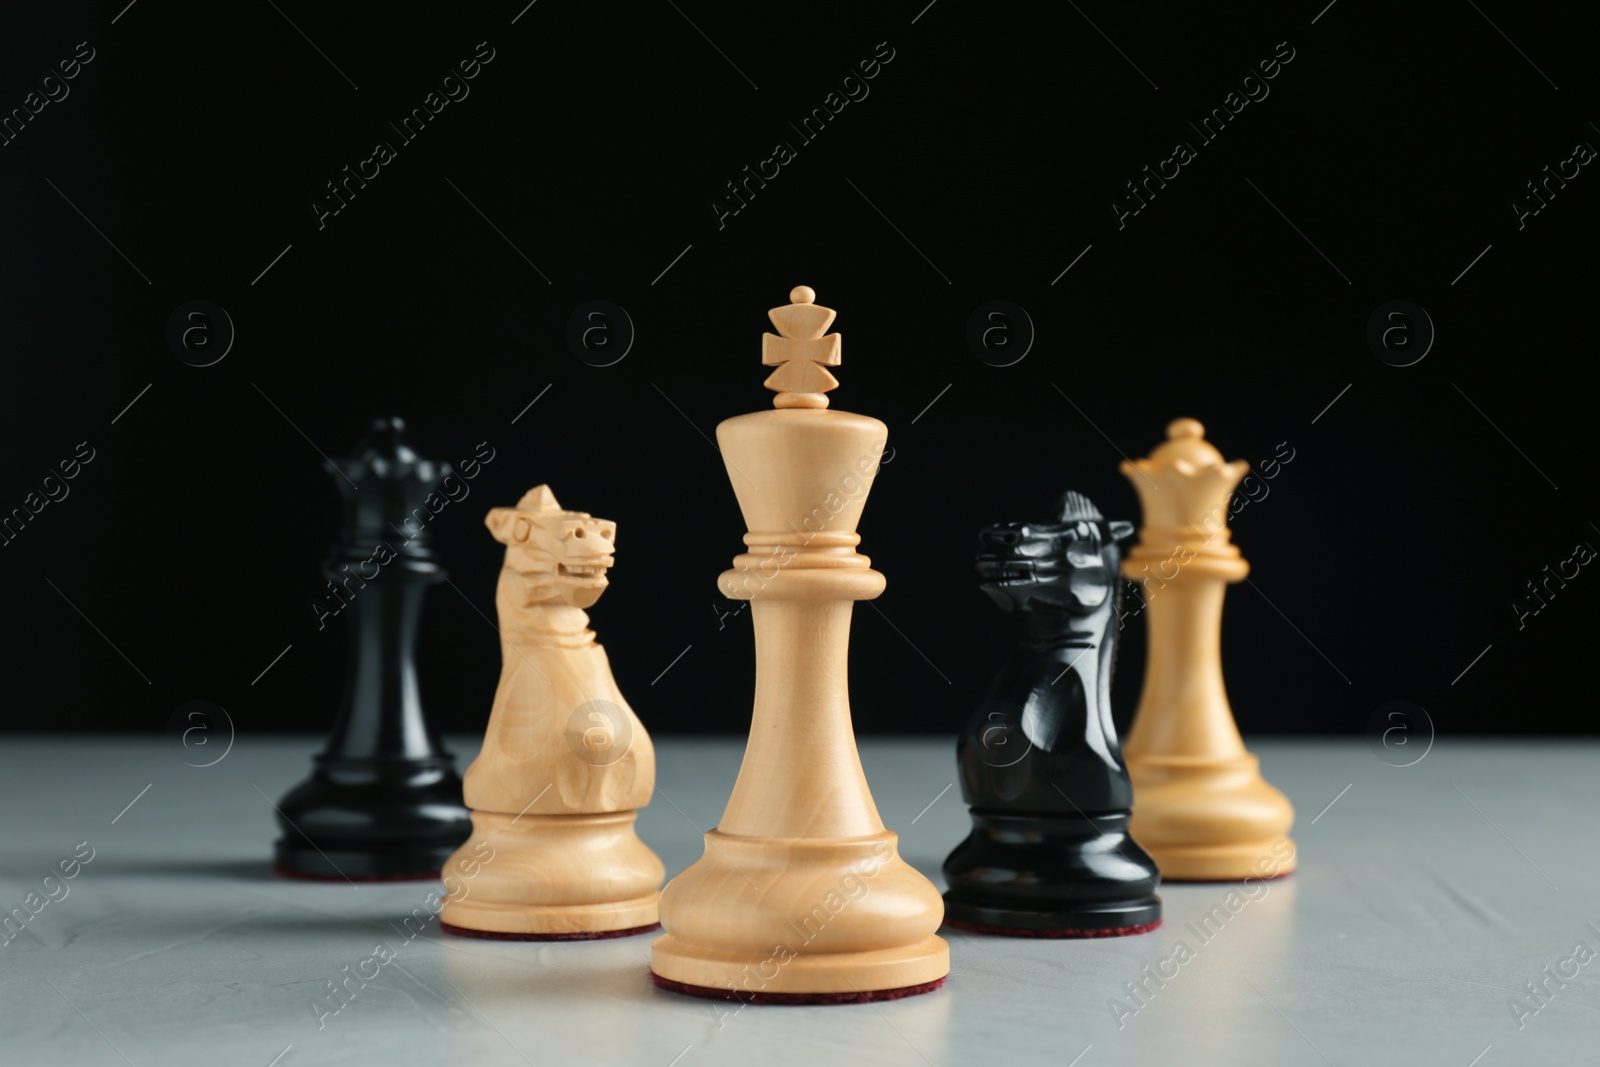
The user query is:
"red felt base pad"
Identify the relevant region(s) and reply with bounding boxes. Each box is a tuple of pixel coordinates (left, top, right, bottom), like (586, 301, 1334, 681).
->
(273, 867, 442, 884)
(440, 920, 661, 942)
(943, 917, 1162, 939)
(650, 971, 947, 1005)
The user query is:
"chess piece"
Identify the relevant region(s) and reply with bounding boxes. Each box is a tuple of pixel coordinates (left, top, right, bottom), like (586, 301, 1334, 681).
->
(274, 417, 471, 880)
(942, 492, 1162, 936)
(440, 487, 662, 939)
(650, 286, 949, 1003)
(1119, 419, 1296, 881)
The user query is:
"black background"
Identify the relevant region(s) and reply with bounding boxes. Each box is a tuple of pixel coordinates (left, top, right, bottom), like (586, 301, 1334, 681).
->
(1, 1, 1592, 739)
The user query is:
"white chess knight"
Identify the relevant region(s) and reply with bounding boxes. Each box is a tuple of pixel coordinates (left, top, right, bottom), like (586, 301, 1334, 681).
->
(439, 485, 663, 939)
(650, 287, 950, 1002)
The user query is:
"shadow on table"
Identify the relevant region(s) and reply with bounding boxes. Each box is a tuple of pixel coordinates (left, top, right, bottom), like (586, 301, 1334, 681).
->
(93, 856, 281, 882)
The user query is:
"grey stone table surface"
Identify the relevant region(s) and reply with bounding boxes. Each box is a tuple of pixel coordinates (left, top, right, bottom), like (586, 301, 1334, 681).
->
(1, 736, 1595, 1066)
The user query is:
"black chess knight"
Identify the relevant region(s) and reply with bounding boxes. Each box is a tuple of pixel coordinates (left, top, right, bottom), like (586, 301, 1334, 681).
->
(942, 491, 1161, 936)
(273, 418, 471, 880)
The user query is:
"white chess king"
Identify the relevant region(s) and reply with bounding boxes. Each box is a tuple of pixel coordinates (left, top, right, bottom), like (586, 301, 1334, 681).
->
(649, 286, 950, 1002)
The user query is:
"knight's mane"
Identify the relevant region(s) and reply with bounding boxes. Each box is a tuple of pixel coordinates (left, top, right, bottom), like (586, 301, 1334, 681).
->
(1053, 490, 1103, 523)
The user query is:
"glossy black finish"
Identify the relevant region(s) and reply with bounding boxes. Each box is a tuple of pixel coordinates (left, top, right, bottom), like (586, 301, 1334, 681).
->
(943, 492, 1160, 934)
(273, 418, 471, 880)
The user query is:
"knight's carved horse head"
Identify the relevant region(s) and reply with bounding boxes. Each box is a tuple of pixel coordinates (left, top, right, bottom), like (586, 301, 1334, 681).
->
(975, 491, 1134, 619)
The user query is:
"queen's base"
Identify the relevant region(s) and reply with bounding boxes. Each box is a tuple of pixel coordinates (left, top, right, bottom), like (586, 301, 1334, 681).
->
(1128, 754, 1297, 882)
(1137, 840, 1298, 882)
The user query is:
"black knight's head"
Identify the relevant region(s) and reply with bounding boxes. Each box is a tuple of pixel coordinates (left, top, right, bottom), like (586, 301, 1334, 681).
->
(976, 491, 1134, 614)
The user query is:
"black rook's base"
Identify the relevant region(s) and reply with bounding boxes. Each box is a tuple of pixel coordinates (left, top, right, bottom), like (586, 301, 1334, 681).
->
(272, 754, 470, 882)
(942, 811, 1161, 937)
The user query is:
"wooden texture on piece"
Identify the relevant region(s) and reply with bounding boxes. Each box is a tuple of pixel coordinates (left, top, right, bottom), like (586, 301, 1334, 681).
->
(651, 287, 950, 997)
(1119, 419, 1297, 881)
(440, 487, 663, 937)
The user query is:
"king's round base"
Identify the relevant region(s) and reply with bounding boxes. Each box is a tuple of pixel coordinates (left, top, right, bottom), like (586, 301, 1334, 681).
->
(651, 829, 950, 999)
(650, 933, 950, 999)
(649, 970, 947, 1004)
(438, 809, 663, 938)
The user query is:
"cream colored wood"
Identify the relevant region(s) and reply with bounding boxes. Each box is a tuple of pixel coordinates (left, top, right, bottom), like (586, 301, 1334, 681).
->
(1120, 419, 1297, 882)
(440, 487, 662, 935)
(651, 287, 950, 994)
(440, 812, 660, 936)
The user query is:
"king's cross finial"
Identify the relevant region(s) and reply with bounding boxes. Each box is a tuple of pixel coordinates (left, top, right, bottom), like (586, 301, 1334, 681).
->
(762, 285, 841, 409)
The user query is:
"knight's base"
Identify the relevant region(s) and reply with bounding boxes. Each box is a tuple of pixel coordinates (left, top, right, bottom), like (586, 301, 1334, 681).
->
(650, 970, 947, 1005)
(941, 896, 1162, 938)
(442, 920, 660, 941)
(941, 810, 1162, 939)
(438, 809, 665, 937)
(439, 893, 660, 938)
